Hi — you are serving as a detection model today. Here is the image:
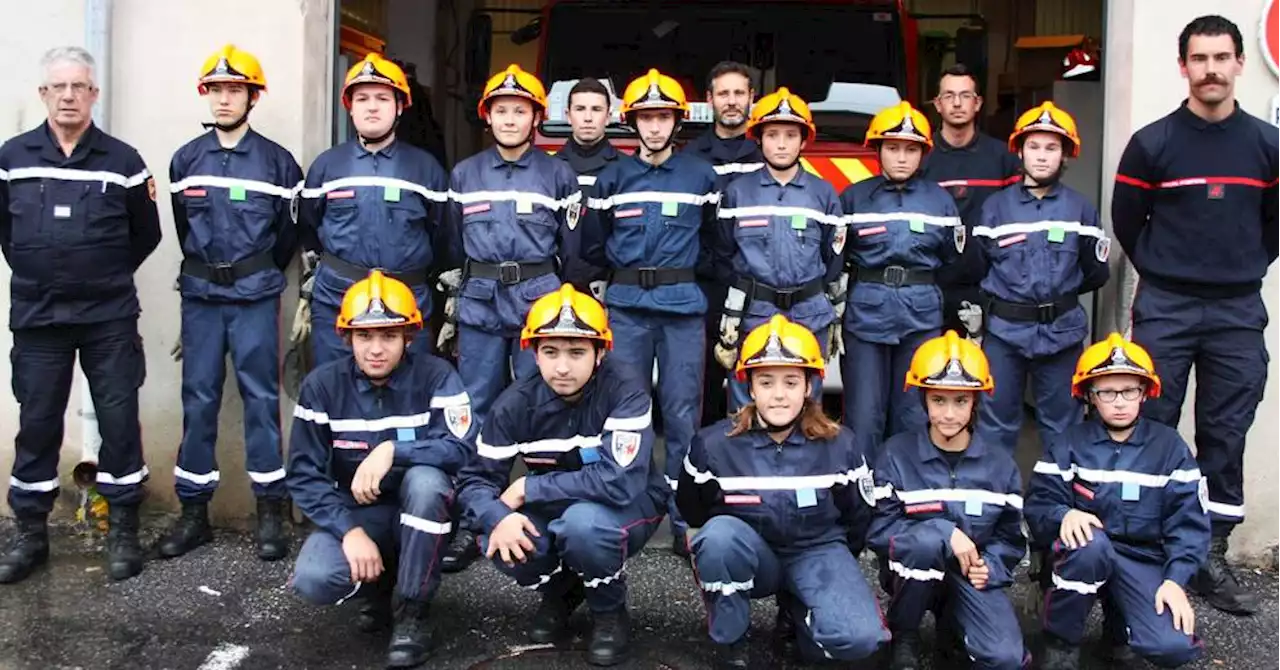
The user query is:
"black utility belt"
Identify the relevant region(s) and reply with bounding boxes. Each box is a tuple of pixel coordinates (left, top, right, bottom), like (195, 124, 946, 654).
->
(855, 265, 935, 287)
(466, 259, 557, 285)
(611, 266, 696, 289)
(321, 253, 428, 286)
(734, 277, 824, 310)
(986, 295, 1079, 324)
(181, 251, 276, 286)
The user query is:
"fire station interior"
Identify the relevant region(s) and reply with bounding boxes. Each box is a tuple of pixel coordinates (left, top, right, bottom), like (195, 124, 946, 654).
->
(334, 0, 1109, 470)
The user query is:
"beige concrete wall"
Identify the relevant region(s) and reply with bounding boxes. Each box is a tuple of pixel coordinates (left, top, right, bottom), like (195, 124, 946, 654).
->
(1102, 0, 1280, 564)
(0, 0, 335, 522)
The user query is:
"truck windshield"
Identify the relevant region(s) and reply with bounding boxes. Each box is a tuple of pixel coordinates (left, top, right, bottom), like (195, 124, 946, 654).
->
(538, 0, 906, 142)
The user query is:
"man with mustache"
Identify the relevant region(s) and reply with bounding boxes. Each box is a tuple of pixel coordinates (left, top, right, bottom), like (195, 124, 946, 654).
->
(685, 62, 764, 436)
(296, 54, 449, 369)
(1112, 14, 1278, 616)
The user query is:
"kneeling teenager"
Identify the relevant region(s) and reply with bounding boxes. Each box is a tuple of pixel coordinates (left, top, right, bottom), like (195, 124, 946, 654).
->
(869, 330, 1029, 670)
(457, 284, 668, 667)
(679, 314, 889, 668)
(287, 271, 476, 668)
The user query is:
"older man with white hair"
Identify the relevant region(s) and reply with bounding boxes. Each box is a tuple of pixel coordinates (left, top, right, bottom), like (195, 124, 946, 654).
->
(0, 46, 161, 584)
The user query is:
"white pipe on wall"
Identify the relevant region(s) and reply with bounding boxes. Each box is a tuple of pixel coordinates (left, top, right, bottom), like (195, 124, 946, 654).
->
(74, 0, 113, 486)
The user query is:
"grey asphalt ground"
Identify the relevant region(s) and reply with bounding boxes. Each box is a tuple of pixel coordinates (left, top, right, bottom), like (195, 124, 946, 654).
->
(0, 517, 1275, 670)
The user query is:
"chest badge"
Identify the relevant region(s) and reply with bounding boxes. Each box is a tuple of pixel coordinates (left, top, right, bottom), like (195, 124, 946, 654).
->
(1207, 183, 1225, 200)
(1095, 236, 1111, 263)
(611, 431, 642, 467)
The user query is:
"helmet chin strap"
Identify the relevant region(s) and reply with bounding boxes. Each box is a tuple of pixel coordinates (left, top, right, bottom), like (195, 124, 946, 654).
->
(202, 99, 256, 133)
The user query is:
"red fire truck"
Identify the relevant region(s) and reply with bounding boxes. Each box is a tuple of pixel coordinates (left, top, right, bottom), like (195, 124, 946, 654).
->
(504, 0, 920, 190)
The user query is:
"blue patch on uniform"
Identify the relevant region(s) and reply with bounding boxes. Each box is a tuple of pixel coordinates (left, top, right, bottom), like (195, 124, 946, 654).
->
(397, 427, 416, 442)
(580, 446, 601, 464)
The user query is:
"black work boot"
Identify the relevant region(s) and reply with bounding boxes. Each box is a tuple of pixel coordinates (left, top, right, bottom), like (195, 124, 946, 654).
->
(528, 576, 585, 643)
(255, 498, 288, 561)
(1190, 536, 1258, 615)
(357, 576, 395, 633)
(440, 528, 479, 573)
(671, 531, 690, 559)
(717, 638, 749, 669)
(586, 607, 630, 666)
(158, 501, 212, 559)
(1040, 634, 1080, 670)
(386, 599, 433, 668)
(1099, 597, 1136, 663)
(770, 591, 797, 660)
(105, 504, 144, 581)
(0, 514, 50, 584)
(889, 630, 921, 670)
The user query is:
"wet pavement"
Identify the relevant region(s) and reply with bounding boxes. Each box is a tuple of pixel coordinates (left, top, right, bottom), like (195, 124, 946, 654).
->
(0, 519, 1275, 670)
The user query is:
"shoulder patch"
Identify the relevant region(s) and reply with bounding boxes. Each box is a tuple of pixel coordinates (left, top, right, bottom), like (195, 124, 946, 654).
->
(444, 403, 473, 439)
(858, 472, 876, 507)
(1198, 476, 1209, 515)
(954, 224, 967, 254)
(1095, 236, 1111, 263)
(567, 201, 582, 230)
(832, 225, 848, 255)
(611, 431, 642, 467)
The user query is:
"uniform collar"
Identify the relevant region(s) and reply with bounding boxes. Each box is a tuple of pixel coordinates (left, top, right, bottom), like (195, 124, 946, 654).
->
(932, 129, 982, 153)
(1175, 99, 1242, 130)
(1017, 181, 1060, 202)
(201, 127, 258, 154)
(486, 144, 536, 169)
(1087, 415, 1150, 447)
(915, 426, 986, 463)
(696, 129, 759, 161)
(33, 121, 103, 163)
(351, 137, 399, 160)
(627, 151, 676, 172)
(746, 421, 809, 448)
(871, 174, 920, 195)
(566, 137, 618, 161)
(755, 163, 812, 188)
(353, 352, 412, 393)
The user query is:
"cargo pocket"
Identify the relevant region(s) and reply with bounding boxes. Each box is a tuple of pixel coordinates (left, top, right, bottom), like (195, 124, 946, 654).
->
(132, 335, 147, 390)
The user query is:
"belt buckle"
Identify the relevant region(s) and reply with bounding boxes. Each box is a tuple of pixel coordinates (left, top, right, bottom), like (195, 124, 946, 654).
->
(774, 288, 797, 310)
(498, 261, 522, 286)
(883, 265, 907, 288)
(1037, 302, 1058, 323)
(209, 262, 236, 286)
(638, 267, 658, 290)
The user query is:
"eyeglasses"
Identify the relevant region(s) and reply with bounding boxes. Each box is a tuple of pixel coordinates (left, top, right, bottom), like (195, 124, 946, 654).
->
(41, 82, 96, 97)
(937, 92, 977, 103)
(1091, 387, 1144, 403)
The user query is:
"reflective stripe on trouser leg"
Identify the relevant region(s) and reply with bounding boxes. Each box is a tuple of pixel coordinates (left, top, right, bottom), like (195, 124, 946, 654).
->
(655, 313, 704, 534)
(1106, 551, 1204, 667)
(82, 317, 148, 505)
(484, 510, 564, 590)
(1042, 534, 1114, 644)
(978, 333, 1029, 455)
(690, 515, 780, 644)
(228, 296, 287, 498)
(395, 465, 455, 601)
(785, 542, 889, 662)
(1193, 298, 1267, 531)
(8, 325, 77, 515)
(948, 570, 1028, 669)
(176, 298, 228, 502)
(882, 536, 946, 632)
(552, 498, 663, 613)
(291, 505, 397, 605)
